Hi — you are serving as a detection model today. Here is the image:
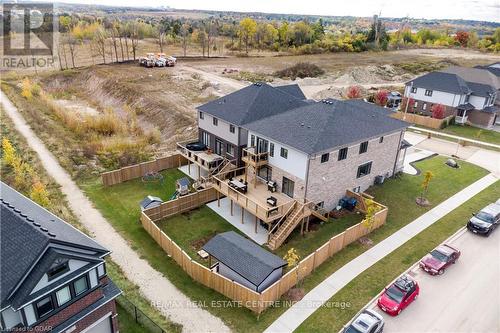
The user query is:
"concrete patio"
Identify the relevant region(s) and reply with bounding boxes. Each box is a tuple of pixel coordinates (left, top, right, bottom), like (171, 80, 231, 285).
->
(207, 197, 269, 245)
(178, 164, 208, 180)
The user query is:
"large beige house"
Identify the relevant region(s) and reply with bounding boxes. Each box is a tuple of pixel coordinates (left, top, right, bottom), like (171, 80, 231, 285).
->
(178, 83, 409, 249)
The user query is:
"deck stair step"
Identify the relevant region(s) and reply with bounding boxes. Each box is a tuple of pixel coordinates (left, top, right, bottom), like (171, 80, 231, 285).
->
(267, 202, 306, 250)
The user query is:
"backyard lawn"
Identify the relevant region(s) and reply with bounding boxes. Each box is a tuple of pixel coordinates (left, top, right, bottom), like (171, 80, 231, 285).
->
(82, 156, 488, 333)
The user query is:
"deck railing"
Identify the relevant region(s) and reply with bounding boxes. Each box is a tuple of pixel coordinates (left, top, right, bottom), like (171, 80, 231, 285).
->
(242, 147, 269, 167)
(211, 167, 295, 223)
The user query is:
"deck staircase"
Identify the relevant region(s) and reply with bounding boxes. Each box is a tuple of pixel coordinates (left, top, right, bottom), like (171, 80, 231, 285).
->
(267, 202, 306, 250)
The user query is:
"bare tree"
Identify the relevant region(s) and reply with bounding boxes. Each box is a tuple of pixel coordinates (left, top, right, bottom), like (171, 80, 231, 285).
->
(155, 25, 167, 53)
(180, 23, 190, 57)
(93, 24, 108, 64)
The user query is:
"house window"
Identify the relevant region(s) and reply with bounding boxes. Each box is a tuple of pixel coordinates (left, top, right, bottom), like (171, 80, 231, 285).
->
(201, 131, 210, 147)
(56, 286, 71, 306)
(465, 94, 470, 103)
(280, 147, 288, 159)
(269, 143, 274, 157)
(379, 136, 384, 143)
(212, 117, 218, 126)
(357, 162, 372, 178)
(97, 264, 106, 277)
(321, 153, 329, 163)
(229, 124, 235, 133)
(74, 276, 89, 296)
(425, 90, 433, 97)
(422, 103, 427, 110)
(338, 147, 348, 161)
(411, 87, 417, 93)
(199, 111, 204, 119)
(359, 141, 368, 154)
(47, 260, 69, 280)
(250, 135, 255, 147)
(226, 144, 234, 156)
(35, 296, 54, 318)
(414, 101, 418, 108)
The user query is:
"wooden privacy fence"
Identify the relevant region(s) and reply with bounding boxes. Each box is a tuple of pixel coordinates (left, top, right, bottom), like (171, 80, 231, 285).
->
(391, 112, 453, 129)
(141, 192, 388, 314)
(145, 188, 218, 222)
(101, 154, 188, 186)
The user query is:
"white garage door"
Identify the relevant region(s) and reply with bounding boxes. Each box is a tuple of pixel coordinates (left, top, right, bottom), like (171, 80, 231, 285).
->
(85, 316, 112, 333)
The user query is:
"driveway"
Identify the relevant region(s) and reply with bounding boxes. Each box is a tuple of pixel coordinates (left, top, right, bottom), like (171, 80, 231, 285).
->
(404, 131, 500, 175)
(366, 227, 500, 333)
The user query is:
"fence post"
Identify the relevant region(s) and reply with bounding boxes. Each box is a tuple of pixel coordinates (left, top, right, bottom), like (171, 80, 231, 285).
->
(134, 306, 138, 323)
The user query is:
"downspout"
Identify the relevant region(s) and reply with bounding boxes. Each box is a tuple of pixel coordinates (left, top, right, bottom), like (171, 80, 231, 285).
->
(303, 155, 311, 203)
(392, 130, 404, 176)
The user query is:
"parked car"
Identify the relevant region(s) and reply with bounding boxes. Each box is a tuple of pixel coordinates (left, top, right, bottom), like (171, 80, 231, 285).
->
(419, 244, 460, 275)
(342, 309, 384, 333)
(377, 274, 419, 316)
(185, 142, 207, 151)
(467, 201, 500, 236)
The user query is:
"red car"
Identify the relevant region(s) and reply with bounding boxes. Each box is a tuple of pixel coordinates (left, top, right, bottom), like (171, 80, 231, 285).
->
(419, 244, 460, 275)
(377, 274, 419, 316)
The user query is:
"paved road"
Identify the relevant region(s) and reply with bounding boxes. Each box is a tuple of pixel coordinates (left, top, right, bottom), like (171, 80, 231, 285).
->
(366, 227, 500, 333)
(1, 90, 230, 333)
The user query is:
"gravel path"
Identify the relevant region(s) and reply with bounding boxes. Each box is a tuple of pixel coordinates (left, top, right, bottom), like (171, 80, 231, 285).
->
(1, 90, 230, 333)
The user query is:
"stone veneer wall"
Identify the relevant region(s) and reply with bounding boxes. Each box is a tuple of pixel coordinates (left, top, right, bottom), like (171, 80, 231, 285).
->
(306, 131, 403, 211)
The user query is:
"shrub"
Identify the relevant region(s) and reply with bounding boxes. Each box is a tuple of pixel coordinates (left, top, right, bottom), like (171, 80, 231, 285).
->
(374, 89, 389, 106)
(346, 85, 362, 99)
(431, 104, 445, 119)
(30, 179, 51, 207)
(274, 62, 325, 80)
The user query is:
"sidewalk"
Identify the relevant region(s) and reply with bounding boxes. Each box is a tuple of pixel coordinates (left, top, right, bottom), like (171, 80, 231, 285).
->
(1, 90, 230, 333)
(264, 173, 498, 333)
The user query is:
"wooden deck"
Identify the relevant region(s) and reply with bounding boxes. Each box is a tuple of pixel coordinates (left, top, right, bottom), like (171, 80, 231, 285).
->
(212, 170, 295, 224)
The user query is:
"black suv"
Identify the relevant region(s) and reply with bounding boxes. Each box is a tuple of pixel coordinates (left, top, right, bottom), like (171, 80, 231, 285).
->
(467, 201, 500, 236)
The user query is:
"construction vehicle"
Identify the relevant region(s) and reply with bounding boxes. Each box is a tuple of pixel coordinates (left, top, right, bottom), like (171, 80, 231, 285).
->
(139, 53, 156, 68)
(139, 53, 176, 68)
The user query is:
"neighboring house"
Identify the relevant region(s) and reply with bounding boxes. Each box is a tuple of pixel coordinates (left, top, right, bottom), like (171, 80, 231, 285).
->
(404, 66, 499, 128)
(0, 182, 121, 333)
(475, 62, 500, 78)
(202, 231, 287, 292)
(178, 83, 409, 249)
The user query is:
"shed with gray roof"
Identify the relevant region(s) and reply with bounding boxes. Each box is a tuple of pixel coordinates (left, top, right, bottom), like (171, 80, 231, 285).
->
(202, 231, 287, 292)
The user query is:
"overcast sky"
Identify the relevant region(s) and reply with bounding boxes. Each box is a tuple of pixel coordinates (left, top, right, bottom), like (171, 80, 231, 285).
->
(57, 0, 500, 22)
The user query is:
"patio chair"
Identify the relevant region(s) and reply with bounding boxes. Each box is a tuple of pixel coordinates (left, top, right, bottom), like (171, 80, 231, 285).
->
(266, 196, 277, 207)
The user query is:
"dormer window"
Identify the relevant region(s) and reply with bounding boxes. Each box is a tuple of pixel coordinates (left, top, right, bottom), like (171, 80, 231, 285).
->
(465, 95, 470, 103)
(425, 90, 433, 96)
(213, 117, 218, 126)
(47, 259, 69, 280)
(411, 87, 417, 93)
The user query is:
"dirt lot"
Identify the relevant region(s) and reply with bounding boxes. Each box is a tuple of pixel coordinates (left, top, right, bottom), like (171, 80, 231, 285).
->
(2, 47, 497, 175)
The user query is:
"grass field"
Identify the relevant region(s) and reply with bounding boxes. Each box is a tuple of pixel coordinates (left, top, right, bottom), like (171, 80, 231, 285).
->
(82, 155, 488, 332)
(439, 124, 500, 145)
(296, 178, 499, 332)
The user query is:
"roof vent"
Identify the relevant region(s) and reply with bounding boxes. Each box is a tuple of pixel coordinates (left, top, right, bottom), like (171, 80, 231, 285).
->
(13, 208, 21, 213)
(20, 213, 27, 218)
(48, 232, 56, 237)
(27, 217, 34, 222)
(33, 222, 41, 227)
(300, 123, 305, 127)
(254, 82, 262, 87)
(6, 203, 13, 208)
(40, 227, 48, 232)
(307, 125, 311, 129)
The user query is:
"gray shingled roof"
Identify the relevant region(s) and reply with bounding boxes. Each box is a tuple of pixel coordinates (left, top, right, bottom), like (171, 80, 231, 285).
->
(475, 65, 500, 77)
(197, 82, 308, 126)
(465, 81, 496, 97)
(406, 72, 471, 95)
(275, 84, 307, 100)
(442, 66, 500, 89)
(202, 231, 286, 287)
(245, 99, 409, 155)
(0, 182, 108, 308)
